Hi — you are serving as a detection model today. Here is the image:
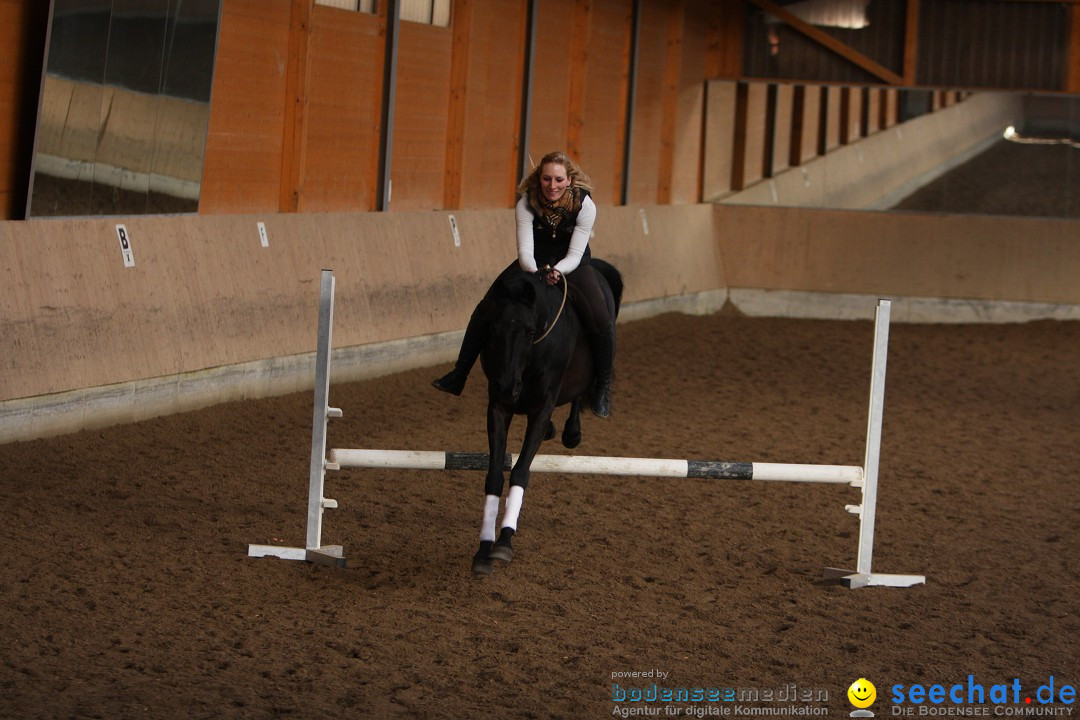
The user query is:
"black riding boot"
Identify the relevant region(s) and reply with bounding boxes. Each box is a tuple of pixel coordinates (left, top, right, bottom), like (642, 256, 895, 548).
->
(432, 366, 469, 396)
(432, 305, 488, 395)
(588, 323, 615, 418)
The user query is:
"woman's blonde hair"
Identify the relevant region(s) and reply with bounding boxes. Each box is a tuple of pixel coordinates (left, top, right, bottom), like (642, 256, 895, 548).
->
(517, 151, 593, 198)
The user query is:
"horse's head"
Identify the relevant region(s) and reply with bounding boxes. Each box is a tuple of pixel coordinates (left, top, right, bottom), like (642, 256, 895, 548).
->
(484, 271, 549, 404)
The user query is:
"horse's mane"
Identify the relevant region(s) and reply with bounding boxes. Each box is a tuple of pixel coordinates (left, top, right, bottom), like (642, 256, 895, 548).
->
(494, 262, 623, 323)
(496, 269, 543, 306)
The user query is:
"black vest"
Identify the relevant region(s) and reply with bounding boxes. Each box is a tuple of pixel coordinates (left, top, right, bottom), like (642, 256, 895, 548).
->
(530, 188, 592, 269)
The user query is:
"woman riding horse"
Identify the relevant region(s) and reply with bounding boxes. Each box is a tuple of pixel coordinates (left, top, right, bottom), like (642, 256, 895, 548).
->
(431, 150, 616, 419)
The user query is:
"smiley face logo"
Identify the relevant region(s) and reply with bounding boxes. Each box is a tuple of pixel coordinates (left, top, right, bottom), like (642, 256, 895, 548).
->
(848, 678, 877, 708)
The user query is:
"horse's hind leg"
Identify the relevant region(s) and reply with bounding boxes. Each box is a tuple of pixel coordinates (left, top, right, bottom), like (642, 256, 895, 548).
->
(561, 398, 583, 449)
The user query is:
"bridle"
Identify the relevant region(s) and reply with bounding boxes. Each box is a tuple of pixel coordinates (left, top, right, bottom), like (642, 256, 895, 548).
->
(533, 266, 568, 345)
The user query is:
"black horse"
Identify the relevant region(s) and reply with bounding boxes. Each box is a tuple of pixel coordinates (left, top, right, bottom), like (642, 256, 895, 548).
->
(472, 259, 623, 575)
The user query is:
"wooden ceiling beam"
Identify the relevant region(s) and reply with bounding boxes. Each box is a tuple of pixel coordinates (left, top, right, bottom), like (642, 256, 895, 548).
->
(747, 0, 904, 85)
(1069, 4, 1080, 92)
(902, 0, 919, 85)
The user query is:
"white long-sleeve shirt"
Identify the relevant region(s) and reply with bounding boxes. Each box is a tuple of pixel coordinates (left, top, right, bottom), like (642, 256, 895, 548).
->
(515, 194, 596, 275)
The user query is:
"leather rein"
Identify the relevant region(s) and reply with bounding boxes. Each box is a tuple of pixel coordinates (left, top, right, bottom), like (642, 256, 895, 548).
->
(533, 266, 568, 345)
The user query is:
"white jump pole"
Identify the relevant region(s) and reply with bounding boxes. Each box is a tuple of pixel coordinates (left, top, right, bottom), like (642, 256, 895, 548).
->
(248, 270, 346, 568)
(248, 270, 925, 588)
(823, 299, 925, 588)
(329, 449, 864, 485)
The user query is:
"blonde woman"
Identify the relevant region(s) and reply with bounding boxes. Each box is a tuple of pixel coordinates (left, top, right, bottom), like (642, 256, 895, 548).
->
(433, 151, 615, 417)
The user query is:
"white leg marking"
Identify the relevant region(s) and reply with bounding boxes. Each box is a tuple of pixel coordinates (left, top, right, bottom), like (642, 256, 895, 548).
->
(500, 485, 525, 531)
(480, 494, 500, 541)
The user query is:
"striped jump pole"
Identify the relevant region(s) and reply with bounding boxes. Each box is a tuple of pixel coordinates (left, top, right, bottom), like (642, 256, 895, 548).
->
(248, 270, 926, 589)
(327, 449, 864, 484)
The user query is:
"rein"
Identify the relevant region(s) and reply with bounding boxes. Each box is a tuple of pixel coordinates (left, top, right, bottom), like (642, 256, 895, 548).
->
(533, 267, 568, 345)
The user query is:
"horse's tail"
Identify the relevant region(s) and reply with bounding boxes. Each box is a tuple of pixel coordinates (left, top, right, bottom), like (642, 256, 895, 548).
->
(589, 258, 624, 317)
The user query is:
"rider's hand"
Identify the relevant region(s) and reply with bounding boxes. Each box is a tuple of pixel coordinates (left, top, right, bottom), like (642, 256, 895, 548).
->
(545, 269, 561, 286)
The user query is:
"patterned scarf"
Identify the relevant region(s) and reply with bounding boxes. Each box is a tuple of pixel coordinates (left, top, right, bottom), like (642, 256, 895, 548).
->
(528, 185, 579, 230)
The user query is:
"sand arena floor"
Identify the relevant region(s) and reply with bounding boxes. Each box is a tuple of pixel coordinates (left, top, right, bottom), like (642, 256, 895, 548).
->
(2, 139, 1078, 719)
(2, 311, 1078, 718)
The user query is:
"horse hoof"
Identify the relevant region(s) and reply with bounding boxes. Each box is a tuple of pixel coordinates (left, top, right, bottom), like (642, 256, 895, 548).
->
(562, 430, 581, 449)
(489, 544, 513, 563)
(472, 557, 494, 575)
(490, 528, 514, 563)
(471, 541, 494, 575)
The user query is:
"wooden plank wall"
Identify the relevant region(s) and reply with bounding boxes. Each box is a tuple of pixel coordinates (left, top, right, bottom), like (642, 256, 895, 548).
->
(884, 89, 899, 128)
(705, 81, 940, 203)
(1, 0, 1000, 219)
(6, 200, 1080, 442)
(867, 87, 882, 133)
(200, 0, 292, 213)
(823, 86, 842, 153)
(741, 83, 768, 188)
(456, 0, 527, 209)
(0, 0, 25, 217)
(770, 84, 793, 177)
(1071, 5, 1080, 93)
(721, 91, 1021, 211)
(529, 0, 679, 206)
(0, 0, 47, 219)
(797, 85, 821, 164)
(298, 8, 384, 212)
(624, 0, 667, 204)
(9, 0, 1080, 220)
(528, 0, 574, 164)
(392, 23, 452, 211)
(199, 0, 723, 214)
(578, 0, 632, 204)
(0, 201, 723, 408)
(702, 81, 736, 199)
(718, 205, 1080, 305)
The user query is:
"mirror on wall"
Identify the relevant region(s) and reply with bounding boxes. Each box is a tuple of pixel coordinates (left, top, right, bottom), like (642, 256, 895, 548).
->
(27, 0, 221, 217)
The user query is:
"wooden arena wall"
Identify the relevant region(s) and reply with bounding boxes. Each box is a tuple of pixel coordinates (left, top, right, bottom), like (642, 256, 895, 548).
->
(0, 0, 26, 217)
(713, 90, 1022, 210)
(1, 0, 1079, 443)
(0, 0, 1016, 219)
(198, 0, 720, 214)
(0, 0, 48, 220)
(3, 204, 1080, 443)
(191, 1, 983, 215)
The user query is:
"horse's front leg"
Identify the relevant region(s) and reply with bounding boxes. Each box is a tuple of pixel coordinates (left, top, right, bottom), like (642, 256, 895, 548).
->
(473, 402, 512, 575)
(489, 401, 556, 564)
